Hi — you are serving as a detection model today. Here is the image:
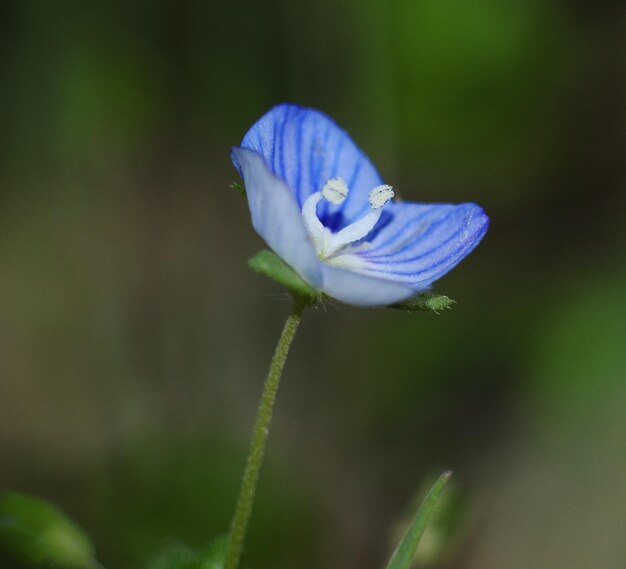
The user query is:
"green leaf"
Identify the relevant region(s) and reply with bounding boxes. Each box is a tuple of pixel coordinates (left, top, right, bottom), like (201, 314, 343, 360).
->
(230, 182, 246, 195)
(146, 542, 197, 569)
(0, 492, 100, 569)
(196, 535, 227, 569)
(146, 536, 227, 569)
(385, 471, 452, 569)
(389, 292, 455, 314)
(248, 249, 322, 304)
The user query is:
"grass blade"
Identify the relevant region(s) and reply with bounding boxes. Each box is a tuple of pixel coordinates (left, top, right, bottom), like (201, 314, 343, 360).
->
(385, 471, 452, 569)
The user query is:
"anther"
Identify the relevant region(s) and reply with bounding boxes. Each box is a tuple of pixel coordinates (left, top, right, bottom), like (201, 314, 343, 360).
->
(369, 185, 394, 209)
(321, 178, 349, 204)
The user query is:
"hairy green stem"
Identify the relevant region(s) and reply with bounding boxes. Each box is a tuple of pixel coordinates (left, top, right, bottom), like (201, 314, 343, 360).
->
(224, 300, 307, 569)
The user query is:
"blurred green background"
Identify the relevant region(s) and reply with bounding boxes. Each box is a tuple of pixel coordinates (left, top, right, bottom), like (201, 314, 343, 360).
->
(1, 1, 625, 568)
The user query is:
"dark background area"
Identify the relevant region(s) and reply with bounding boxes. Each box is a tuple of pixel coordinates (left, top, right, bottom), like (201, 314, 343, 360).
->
(1, 1, 625, 568)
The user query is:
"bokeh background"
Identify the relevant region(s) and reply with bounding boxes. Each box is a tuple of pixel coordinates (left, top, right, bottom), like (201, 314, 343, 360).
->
(1, 1, 625, 568)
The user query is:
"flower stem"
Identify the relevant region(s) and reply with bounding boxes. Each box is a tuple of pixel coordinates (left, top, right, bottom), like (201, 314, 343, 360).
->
(224, 300, 307, 569)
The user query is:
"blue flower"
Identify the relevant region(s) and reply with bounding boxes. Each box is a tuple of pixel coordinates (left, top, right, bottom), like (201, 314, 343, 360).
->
(232, 104, 489, 307)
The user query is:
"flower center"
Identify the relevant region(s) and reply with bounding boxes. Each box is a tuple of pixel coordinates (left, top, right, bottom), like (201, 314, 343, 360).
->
(302, 178, 394, 266)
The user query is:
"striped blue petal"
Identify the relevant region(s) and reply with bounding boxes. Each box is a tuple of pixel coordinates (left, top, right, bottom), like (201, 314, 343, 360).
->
(356, 202, 489, 287)
(232, 147, 323, 288)
(320, 264, 416, 307)
(237, 103, 383, 229)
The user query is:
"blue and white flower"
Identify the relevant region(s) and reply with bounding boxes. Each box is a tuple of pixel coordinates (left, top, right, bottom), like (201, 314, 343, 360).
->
(232, 104, 488, 307)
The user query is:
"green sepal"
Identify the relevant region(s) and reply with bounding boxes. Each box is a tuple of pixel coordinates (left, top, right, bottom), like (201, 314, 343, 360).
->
(248, 249, 322, 304)
(385, 471, 452, 569)
(230, 182, 246, 195)
(390, 291, 455, 314)
(0, 492, 100, 569)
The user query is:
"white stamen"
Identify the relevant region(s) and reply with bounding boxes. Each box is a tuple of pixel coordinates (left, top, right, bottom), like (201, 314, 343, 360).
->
(302, 179, 394, 264)
(321, 177, 349, 204)
(324, 209, 382, 257)
(302, 192, 330, 248)
(369, 185, 394, 209)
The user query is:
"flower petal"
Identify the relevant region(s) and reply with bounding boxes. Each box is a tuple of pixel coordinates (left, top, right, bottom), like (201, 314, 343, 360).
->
(356, 202, 489, 286)
(232, 147, 323, 287)
(237, 103, 383, 229)
(320, 264, 416, 307)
